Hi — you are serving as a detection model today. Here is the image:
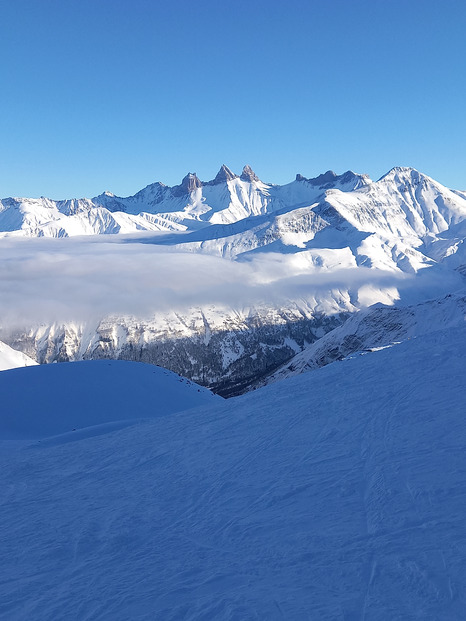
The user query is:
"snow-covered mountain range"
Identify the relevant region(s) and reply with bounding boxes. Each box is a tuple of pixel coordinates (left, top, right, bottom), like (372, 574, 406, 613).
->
(0, 165, 371, 237)
(1, 165, 465, 394)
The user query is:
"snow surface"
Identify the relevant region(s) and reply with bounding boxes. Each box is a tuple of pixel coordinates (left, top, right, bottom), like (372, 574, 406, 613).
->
(1, 327, 465, 619)
(0, 360, 219, 441)
(0, 340, 37, 371)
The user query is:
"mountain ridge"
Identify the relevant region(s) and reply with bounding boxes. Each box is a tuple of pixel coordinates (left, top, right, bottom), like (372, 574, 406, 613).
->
(1, 164, 465, 396)
(1, 165, 464, 240)
(0, 164, 374, 237)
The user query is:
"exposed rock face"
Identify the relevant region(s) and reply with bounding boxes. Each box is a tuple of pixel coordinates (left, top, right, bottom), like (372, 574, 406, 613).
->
(206, 165, 238, 185)
(252, 293, 466, 390)
(309, 170, 338, 185)
(295, 170, 369, 189)
(2, 308, 345, 398)
(172, 173, 202, 196)
(240, 165, 260, 182)
(296, 171, 340, 185)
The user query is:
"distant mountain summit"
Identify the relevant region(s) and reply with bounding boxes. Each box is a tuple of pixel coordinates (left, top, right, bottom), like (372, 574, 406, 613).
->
(0, 164, 464, 241)
(172, 172, 203, 196)
(206, 164, 238, 185)
(240, 165, 259, 182)
(296, 169, 370, 189)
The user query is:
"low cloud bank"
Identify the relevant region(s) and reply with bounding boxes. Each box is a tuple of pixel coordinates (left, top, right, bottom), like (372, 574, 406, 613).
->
(0, 236, 413, 328)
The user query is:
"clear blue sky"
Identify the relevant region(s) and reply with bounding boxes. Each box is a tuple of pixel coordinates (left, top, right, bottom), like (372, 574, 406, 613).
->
(1, 0, 466, 198)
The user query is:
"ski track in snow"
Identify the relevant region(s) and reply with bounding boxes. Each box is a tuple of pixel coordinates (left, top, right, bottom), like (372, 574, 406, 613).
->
(0, 327, 465, 619)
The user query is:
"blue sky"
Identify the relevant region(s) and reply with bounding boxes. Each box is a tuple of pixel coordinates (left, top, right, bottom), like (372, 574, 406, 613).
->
(1, 0, 466, 198)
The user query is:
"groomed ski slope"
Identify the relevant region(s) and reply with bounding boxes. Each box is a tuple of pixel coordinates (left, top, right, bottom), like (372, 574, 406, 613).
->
(1, 328, 465, 619)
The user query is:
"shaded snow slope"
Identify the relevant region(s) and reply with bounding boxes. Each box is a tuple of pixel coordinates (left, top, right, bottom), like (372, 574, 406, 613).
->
(0, 340, 37, 371)
(256, 292, 466, 387)
(0, 360, 219, 440)
(1, 327, 465, 619)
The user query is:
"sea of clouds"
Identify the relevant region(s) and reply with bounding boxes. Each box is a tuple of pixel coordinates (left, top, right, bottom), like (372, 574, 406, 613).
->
(0, 234, 420, 328)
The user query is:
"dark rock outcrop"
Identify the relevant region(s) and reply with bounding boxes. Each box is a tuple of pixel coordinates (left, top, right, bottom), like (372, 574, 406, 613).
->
(205, 165, 238, 185)
(240, 165, 260, 183)
(172, 173, 202, 196)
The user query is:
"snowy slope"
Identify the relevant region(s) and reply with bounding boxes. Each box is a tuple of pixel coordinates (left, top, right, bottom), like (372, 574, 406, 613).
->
(0, 327, 465, 619)
(422, 218, 466, 273)
(323, 167, 466, 239)
(0, 360, 219, 440)
(256, 292, 466, 387)
(0, 340, 37, 371)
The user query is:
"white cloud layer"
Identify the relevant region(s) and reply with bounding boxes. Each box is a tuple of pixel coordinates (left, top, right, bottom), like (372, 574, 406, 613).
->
(0, 235, 419, 329)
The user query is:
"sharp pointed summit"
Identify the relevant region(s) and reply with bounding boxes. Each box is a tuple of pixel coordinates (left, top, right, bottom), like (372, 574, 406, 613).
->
(240, 165, 260, 183)
(207, 164, 238, 185)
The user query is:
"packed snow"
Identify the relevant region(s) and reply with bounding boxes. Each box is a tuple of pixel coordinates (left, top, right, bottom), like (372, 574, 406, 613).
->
(0, 327, 465, 619)
(0, 360, 219, 441)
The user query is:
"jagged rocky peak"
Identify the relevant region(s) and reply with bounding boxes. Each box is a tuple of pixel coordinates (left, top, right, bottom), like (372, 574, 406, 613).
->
(296, 169, 370, 189)
(182, 172, 203, 191)
(172, 172, 203, 196)
(295, 170, 337, 185)
(337, 170, 371, 187)
(311, 170, 338, 185)
(241, 165, 260, 183)
(207, 164, 238, 185)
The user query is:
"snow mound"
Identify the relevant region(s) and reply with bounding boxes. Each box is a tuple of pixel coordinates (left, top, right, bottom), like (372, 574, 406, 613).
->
(0, 340, 37, 371)
(0, 327, 465, 618)
(0, 360, 219, 440)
